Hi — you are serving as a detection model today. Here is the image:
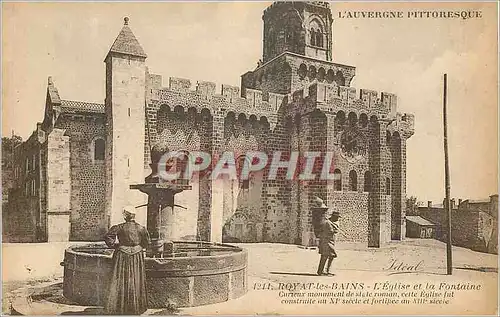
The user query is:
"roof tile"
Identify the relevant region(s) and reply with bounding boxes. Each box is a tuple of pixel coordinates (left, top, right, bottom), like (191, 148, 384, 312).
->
(108, 20, 147, 58)
(60, 100, 104, 114)
(406, 216, 435, 226)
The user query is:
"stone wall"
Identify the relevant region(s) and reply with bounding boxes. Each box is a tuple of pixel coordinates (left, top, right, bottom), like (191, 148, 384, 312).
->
(3, 188, 38, 242)
(452, 211, 480, 249)
(146, 75, 283, 243)
(241, 54, 356, 97)
(262, 3, 306, 62)
(477, 211, 496, 252)
(155, 104, 201, 240)
(221, 109, 268, 242)
(56, 116, 106, 240)
(197, 111, 216, 241)
(417, 207, 494, 252)
(331, 192, 369, 242)
(260, 114, 293, 243)
(40, 134, 48, 241)
(418, 207, 447, 238)
(288, 56, 355, 95)
(241, 55, 294, 96)
(418, 197, 497, 254)
(46, 128, 71, 242)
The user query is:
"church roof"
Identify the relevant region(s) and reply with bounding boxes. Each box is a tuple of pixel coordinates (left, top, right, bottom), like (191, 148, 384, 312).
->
(107, 17, 147, 58)
(61, 100, 104, 114)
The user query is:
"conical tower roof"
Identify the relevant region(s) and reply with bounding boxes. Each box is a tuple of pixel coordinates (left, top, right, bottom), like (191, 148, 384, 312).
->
(107, 17, 147, 58)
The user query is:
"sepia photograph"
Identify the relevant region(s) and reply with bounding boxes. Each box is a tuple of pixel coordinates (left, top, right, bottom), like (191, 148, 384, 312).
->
(1, 1, 498, 315)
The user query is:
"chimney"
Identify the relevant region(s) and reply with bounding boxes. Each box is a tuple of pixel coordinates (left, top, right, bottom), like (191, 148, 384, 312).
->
(427, 201, 432, 208)
(451, 199, 455, 209)
(458, 199, 462, 206)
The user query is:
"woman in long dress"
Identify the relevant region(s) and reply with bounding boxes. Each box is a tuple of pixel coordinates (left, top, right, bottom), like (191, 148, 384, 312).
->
(104, 205, 151, 315)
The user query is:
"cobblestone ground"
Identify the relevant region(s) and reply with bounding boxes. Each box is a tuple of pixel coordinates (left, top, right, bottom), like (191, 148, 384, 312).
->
(2, 239, 498, 315)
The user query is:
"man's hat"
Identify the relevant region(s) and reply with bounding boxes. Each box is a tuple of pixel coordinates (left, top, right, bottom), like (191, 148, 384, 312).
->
(330, 211, 341, 218)
(312, 196, 329, 210)
(123, 205, 137, 217)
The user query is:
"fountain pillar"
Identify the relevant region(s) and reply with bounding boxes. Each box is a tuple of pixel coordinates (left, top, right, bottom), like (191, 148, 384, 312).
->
(159, 204, 175, 240)
(146, 191, 176, 241)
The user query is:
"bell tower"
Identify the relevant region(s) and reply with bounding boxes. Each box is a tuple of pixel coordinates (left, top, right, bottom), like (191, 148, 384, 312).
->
(262, 1, 333, 63)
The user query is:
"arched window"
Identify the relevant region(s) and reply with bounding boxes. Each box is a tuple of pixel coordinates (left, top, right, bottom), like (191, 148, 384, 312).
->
(316, 31, 323, 47)
(348, 112, 357, 127)
(309, 18, 324, 47)
(359, 114, 368, 128)
(335, 111, 346, 127)
(364, 171, 371, 192)
(334, 169, 342, 191)
(267, 27, 276, 57)
(349, 170, 357, 191)
(310, 29, 316, 46)
(386, 177, 391, 195)
(94, 139, 105, 161)
(335, 71, 346, 86)
(298, 63, 308, 79)
(237, 156, 250, 190)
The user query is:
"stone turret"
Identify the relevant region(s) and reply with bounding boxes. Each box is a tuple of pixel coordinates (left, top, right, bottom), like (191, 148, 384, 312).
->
(105, 17, 148, 226)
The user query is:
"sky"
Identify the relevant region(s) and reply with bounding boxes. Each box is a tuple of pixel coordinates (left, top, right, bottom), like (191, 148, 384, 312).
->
(2, 1, 498, 203)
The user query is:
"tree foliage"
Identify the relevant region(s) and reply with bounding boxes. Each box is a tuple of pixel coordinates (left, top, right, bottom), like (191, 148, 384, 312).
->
(2, 135, 23, 169)
(406, 195, 421, 215)
(2, 135, 23, 201)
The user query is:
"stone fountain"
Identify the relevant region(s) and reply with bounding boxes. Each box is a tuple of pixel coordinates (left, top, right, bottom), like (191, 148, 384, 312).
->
(60, 145, 248, 308)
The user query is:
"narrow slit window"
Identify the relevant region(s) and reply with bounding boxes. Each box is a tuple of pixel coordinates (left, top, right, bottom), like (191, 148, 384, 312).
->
(94, 139, 105, 161)
(334, 169, 342, 191)
(349, 170, 357, 192)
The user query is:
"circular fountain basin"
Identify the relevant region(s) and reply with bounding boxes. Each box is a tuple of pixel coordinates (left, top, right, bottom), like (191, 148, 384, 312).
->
(61, 241, 247, 308)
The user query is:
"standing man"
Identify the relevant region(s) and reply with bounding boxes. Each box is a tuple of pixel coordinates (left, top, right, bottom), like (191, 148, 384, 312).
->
(104, 205, 151, 315)
(312, 197, 341, 276)
(318, 211, 341, 276)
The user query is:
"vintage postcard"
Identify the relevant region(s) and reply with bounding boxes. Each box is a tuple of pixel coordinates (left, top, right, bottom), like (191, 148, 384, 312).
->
(1, 1, 498, 316)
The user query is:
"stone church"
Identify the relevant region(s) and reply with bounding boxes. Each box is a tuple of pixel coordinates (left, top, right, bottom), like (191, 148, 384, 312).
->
(4, 1, 414, 247)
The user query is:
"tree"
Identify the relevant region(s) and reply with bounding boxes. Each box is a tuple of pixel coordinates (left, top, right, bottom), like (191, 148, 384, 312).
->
(2, 134, 23, 202)
(406, 196, 420, 215)
(2, 135, 23, 169)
